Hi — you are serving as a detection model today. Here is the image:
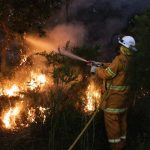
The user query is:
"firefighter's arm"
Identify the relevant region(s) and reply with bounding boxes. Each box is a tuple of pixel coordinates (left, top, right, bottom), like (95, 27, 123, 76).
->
(96, 56, 120, 80)
(102, 63, 111, 67)
(96, 68, 110, 80)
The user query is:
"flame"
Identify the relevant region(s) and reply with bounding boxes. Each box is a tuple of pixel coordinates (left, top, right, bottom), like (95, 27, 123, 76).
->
(0, 71, 48, 97)
(27, 106, 48, 125)
(5, 84, 20, 97)
(2, 102, 23, 129)
(0, 50, 53, 131)
(0, 70, 50, 130)
(20, 55, 27, 66)
(1, 103, 49, 130)
(0, 84, 21, 97)
(84, 81, 101, 112)
(27, 107, 36, 123)
(37, 74, 47, 84)
(38, 106, 48, 123)
(27, 72, 47, 91)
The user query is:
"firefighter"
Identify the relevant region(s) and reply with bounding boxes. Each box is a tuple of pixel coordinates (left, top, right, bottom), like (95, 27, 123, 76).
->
(91, 36, 137, 150)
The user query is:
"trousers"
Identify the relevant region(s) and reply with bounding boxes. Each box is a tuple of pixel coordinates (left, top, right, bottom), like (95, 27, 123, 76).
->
(104, 111, 127, 150)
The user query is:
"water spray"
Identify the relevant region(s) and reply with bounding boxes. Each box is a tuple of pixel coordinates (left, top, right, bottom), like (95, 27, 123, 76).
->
(23, 35, 103, 66)
(19, 49, 89, 67)
(58, 48, 88, 63)
(19, 48, 104, 70)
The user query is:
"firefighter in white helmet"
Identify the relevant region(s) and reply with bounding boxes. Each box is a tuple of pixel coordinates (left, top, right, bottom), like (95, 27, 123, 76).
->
(91, 35, 137, 150)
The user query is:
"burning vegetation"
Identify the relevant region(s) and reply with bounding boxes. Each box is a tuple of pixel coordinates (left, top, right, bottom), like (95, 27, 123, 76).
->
(0, 68, 101, 131)
(84, 80, 101, 112)
(0, 35, 101, 132)
(0, 0, 150, 149)
(0, 69, 52, 131)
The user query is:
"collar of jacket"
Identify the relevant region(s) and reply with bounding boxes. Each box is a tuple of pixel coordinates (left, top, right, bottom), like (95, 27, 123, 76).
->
(120, 46, 133, 56)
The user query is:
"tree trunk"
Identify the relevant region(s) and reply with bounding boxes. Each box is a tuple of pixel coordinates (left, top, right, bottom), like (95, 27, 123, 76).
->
(0, 19, 11, 75)
(0, 4, 12, 75)
(1, 44, 7, 74)
(65, 0, 71, 22)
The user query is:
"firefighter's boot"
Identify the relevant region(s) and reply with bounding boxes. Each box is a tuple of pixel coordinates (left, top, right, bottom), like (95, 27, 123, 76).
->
(110, 142, 125, 150)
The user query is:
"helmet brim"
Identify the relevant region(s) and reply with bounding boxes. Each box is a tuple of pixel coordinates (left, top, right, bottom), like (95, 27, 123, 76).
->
(118, 40, 129, 48)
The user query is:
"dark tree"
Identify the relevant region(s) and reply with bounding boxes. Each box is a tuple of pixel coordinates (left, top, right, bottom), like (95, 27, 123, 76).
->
(0, 0, 63, 74)
(127, 11, 150, 97)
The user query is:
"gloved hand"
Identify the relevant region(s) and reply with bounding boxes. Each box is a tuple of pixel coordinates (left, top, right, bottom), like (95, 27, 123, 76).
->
(90, 65, 97, 73)
(87, 60, 104, 73)
(87, 61, 104, 67)
(93, 61, 104, 67)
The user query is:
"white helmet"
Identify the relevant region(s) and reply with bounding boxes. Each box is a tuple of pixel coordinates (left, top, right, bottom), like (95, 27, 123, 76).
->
(118, 36, 137, 51)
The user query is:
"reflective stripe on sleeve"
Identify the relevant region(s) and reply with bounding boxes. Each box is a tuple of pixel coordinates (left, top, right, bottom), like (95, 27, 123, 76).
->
(120, 136, 126, 140)
(104, 108, 127, 113)
(107, 83, 129, 91)
(108, 138, 121, 143)
(105, 67, 116, 77)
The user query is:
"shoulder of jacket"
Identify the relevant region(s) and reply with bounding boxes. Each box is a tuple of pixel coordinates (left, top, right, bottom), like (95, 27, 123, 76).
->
(113, 54, 122, 62)
(118, 53, 127, 61)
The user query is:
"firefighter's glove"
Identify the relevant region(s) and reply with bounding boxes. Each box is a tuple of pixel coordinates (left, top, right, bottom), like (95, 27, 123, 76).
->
(93, 62, 104, 67)
(88, 61, 104, 73)
(90, 65, 97, 73)
(88, 61, 104, 67)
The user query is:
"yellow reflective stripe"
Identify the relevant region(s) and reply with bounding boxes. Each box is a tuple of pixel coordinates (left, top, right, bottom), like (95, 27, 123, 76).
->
(104, 108, 127, 113)
(108, 138, 121, 143)
(120, 136, 126, 140)
(105, 67, 116, 77)
(107, 83, 129, 91)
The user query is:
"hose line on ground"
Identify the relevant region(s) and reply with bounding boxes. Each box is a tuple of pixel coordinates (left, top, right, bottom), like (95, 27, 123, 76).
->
(68, 108, 99, 150)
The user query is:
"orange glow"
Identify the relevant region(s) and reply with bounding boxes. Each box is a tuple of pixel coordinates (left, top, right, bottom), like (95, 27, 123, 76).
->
(20, 55, 27, 66)
(25, 35, 55, 53)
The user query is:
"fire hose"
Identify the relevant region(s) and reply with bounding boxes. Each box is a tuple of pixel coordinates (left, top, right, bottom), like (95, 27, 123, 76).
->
(68, 109, 99, 150)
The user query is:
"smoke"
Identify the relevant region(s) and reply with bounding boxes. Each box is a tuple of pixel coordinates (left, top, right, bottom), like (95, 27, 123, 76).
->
(15, 0, 150, 67)
(46, 24, 86, 48)
(23, 0, 150, 58)
(68, 0, 150, 46)
(70, 0, 150, 12)
(25, 23, 86, 55)
(31, 55, 48, 71)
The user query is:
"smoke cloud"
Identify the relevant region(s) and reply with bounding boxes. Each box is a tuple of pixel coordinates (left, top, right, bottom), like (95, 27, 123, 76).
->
(24, 0, 150, 54)
(68, 0, 150, 46)
(25, 23, 86, 55)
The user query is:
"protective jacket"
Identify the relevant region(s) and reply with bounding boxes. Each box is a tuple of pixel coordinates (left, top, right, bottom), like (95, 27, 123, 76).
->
(96, 47, 132, 150)
(96, 47, 132, 113)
